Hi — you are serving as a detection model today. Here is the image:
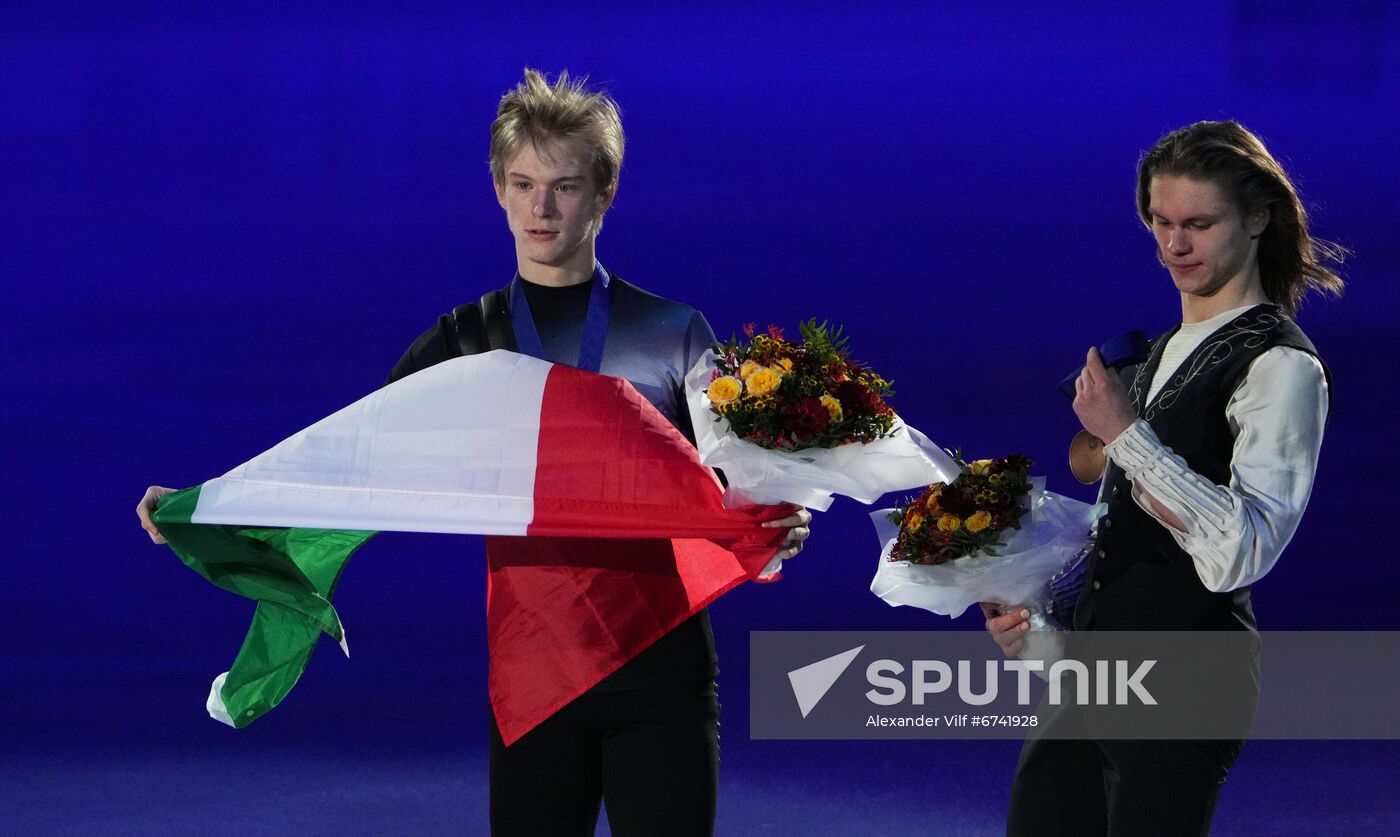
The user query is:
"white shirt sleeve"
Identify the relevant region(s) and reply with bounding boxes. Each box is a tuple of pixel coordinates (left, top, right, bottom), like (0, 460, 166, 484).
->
(1102, 347, 1329, 593)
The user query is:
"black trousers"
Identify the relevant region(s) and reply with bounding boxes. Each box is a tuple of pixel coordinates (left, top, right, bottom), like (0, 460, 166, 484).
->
(489, 680, 720, 837)
(1006, 704, 1243, 837)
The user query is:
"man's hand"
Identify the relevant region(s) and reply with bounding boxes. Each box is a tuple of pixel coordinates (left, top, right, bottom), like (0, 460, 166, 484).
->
(137, 485, 177, 544)
(763, 507, 812, 560)
(1072, 347, 1137, 445)
(980, 602, 1031, 657)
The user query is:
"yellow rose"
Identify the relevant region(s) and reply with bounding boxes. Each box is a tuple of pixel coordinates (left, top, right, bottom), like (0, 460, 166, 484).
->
(966, 510, 992, 533)
(819, 393, 843, 422)
(738, 360, 763, 380)
(772, 357, 795, 374)
(937, 514, 962, 533)
(747, 367, 783, 397)
(707, 375, 743, 405)
(969, 459, 995, 475)
(906, 511, 924, 532)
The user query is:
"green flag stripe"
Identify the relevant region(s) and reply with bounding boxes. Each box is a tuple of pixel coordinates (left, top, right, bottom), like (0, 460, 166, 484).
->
(153, 485, 376, 727)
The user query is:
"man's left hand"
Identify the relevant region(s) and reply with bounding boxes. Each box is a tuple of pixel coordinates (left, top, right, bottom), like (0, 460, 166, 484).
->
(763, 507, 812, 560)
(1072, 347, 1137, 444)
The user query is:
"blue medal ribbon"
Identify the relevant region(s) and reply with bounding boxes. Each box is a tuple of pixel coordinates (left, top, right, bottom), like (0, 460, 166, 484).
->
(1057, 330, 1150, 399)
(509, 261, 613, 373)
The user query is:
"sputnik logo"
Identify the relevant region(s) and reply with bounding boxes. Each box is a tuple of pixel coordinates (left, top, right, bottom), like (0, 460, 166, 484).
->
(787, 645, 865, 718)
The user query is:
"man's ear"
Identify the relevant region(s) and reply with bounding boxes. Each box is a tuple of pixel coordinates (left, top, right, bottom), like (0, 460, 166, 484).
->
(1247, 205, 1270, 239)
(595, 180, 617, 218)
(494, 178, 508, 210)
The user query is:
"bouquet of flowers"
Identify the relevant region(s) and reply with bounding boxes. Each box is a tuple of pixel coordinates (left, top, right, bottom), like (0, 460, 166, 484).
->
(870, 451, 1105, 622)
(704, 321, 896, 450)
(685, 321, 958, 514)
(886, 452, 1035, 565)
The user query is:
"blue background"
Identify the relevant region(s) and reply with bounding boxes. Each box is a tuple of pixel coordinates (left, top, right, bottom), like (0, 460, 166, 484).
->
(5, 2, 1398, 834)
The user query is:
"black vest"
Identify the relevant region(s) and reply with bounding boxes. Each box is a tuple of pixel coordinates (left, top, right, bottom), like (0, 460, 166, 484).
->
(1073, 304, 1329, 632)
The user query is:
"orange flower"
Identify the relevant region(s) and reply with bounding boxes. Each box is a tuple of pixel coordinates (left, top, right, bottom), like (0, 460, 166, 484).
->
(937, 514, 962, 533)
(738, 360, 763, 380)
(924, 484, 944, 514)
(707, 376, 743, 405)
(906, 511, 924, 532)
(966, 510, 992, 533)
(772, 357, 795, 374)
(747, 367, 783, 397)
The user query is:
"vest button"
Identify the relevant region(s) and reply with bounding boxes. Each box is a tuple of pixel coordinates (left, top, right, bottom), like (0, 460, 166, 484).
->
(1103, 518, 1113, 529)
(1097, 549, 1106, 558)
(1092, 581, 1102, 590)
(1112, 486, 1120, 497)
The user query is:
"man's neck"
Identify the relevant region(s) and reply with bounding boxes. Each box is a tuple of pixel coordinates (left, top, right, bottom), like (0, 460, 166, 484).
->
(1180, 270, 1269, 323)
(516, 248, 597, 288)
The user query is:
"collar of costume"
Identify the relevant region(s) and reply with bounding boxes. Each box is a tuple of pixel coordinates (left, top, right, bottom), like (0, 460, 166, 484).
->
(509, 261, 612, 372)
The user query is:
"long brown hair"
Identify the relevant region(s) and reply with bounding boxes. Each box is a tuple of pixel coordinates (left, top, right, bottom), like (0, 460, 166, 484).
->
(1136, 121, 1345, 315)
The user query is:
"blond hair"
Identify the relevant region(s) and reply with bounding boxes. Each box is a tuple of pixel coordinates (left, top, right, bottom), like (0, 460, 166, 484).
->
(489, 69, 625, 193)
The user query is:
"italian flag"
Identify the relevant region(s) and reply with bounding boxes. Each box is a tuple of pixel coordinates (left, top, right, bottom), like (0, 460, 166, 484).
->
(154, 350, 788, 745)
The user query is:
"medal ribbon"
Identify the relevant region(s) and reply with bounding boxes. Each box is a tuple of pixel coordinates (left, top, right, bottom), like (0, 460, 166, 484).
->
(509, 261, 612, 373)
(1057, 330, 1150, 399)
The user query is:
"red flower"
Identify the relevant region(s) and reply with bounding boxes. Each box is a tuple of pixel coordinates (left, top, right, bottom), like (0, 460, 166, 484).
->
(937, 485, 977, 517)
(781, 396, 831, 441)
(1002, 452, 1034, 473)
(834, 380, 881, 414)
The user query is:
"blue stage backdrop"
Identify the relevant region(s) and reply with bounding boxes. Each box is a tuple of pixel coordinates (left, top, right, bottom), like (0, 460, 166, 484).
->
(4, 3, 1398, 835)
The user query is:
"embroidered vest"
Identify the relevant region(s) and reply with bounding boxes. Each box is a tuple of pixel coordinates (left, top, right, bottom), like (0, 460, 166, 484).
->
(1073, 304, 1329, 632)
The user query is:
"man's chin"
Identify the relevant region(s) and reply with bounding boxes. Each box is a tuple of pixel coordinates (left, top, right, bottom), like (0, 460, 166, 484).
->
(521, 245, 565, 266)
(523, 242, 588, 269)
(1171, 273, 1216, 294)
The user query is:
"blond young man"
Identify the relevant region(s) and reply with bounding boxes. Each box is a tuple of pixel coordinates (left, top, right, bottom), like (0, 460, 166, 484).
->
(140, 69, 809, 836)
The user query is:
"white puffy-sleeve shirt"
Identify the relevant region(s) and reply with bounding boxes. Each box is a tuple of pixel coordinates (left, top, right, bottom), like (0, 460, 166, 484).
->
(1103, 307, 1329, 594)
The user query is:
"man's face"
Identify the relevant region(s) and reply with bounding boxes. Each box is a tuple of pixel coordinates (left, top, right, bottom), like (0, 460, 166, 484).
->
(494, 138, 614, 279)
(1146, 174, 1267, 302)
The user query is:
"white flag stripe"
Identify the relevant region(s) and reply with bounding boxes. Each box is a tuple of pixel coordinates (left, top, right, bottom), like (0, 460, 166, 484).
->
(191, 350, 551, 535)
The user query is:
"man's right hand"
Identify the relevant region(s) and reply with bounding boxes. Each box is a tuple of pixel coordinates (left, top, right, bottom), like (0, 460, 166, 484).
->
(137, 485, 177, 545)
(979, 602, 1031, 657)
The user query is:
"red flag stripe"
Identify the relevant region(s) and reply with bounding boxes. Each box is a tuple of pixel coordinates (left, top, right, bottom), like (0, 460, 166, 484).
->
(489, 364, 786, 745)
